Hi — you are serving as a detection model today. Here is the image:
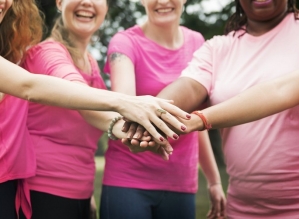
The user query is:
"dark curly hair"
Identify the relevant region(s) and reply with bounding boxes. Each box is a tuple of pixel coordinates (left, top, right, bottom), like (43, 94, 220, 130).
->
(0, 0, 43, 63)
(224, 0, 299, 35)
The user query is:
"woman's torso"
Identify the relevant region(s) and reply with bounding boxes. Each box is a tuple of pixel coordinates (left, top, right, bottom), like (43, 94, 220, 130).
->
(183, 13, 299, 217)
(22, 40, 106, 199)
(103, 26, 205, 193)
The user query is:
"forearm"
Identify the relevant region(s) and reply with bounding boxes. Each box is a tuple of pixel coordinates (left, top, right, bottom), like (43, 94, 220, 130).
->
(0, 57, 123, 111)
(198, 131, 221, 186)
(157, 77, 207, 112)
(202, 70, 299, 129)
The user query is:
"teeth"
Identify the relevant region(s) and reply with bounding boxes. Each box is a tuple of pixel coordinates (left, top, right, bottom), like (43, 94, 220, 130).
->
(76, 11, 93, 18)
(157, 8, 172, 13)
(255, 0, 267, 2)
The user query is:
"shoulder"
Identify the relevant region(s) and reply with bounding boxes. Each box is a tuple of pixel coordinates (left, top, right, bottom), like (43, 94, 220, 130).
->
(26, 40, 70, 60)
(181, 26, 205, 47)
(181, 26, 204, 39)
(110, 25, 142, 43)
(204, 33, 235, 50)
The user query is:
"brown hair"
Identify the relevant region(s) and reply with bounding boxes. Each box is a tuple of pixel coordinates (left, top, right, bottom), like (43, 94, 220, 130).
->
(0, 0, 43, 64)
(50, 15, 82, 66)
(224, 0, 299, 35)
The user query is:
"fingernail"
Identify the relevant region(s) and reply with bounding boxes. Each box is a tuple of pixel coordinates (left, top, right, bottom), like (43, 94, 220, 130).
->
(133, 134, 140, 139)
(186, 114, 191, 119)
(173, 134, 179, 140)
(181, 126, 186, 131)
(159, 137, 164, 142)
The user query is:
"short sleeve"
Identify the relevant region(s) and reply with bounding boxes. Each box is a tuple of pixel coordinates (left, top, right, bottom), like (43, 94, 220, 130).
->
(103, 32, 136, 74)
(180, 40, 213, 93)
(23, 41, 85, 83)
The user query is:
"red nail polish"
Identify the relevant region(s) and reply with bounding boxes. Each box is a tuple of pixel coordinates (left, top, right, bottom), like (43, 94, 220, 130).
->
(173, 134, 179, 140)
(181, 126, 186, 131)
(186, 114, 191, 119)
(159, 137, 164, 142)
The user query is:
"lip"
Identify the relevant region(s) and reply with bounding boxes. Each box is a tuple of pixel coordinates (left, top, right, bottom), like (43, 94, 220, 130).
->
(252, 0, 272, 7)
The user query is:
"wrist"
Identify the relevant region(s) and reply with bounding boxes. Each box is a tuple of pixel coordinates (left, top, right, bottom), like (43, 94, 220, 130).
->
(107, 116, 123, 140)
(110, 93, 127, 113)
(207, 181, 222, 189)
(191, 111, 212, 131)
(190, 114, 205, 132)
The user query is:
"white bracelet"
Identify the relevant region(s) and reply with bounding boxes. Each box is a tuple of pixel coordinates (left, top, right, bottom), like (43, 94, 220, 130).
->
(107, 116, 123, 140)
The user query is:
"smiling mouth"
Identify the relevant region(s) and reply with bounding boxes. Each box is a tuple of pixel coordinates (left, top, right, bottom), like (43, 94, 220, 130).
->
(156, 8, 174, 13)
(253, 0, 271, 3)
(76, 11, 94, 19)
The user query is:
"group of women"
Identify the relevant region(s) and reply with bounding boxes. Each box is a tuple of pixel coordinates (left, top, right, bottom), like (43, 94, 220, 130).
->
(1, 0, 299, 219)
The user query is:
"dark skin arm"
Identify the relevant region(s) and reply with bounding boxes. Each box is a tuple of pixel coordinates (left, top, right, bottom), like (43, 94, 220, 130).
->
(157, 77, 208, 112)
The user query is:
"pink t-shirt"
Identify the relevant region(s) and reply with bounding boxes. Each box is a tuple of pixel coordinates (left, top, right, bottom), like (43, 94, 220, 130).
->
(182, 13, 299, 218)
(0, 95, 35, 218)
(0, 96, 35, 182)
(22, 40, 106, 199)
(103, 25, 205, 193)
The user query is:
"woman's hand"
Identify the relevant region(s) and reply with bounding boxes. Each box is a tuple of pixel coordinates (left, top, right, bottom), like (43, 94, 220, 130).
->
(116, 96, 190, 144)
(89, 195, 97, 219)
(207, 184, 226, 219)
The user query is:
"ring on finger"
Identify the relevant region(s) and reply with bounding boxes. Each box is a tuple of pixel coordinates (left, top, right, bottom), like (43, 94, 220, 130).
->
(156, 108, 167, 117)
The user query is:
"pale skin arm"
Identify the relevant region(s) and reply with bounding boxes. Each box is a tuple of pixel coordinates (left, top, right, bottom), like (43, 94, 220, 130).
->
(0, 56, 190, 144)
(198, 132, 226, 219)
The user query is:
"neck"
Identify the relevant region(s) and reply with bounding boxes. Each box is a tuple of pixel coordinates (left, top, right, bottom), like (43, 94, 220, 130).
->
(246, 11, 288, 36)
(141, 21, 183, 49)
(68, 33, 91, 74)
(70, 33, 90, 55)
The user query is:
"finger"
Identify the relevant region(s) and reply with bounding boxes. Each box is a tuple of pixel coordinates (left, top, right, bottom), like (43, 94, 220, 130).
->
(140, 135, 151, 141)
(215, 200, 221, 218)
(221, 199, 226, 217)
(149, 115, 183, 141)
(143, 130, 150, 136)
(158, 112, 187, 137)
(148, 141, 156, 147)
(139, 120, 169, 145)
(126, 123, 138, 138)
(160, 140, 173, 154)
(122, 121, 131, 132)
(158, 147, 169, 161)
(207, 203, 216, 219)
(158, 100, 191, 120)
(130, 139, 141, 146)
(133, 125, 145, 139)
(139, 140, 150, 148)
(121, 138, 130, 146)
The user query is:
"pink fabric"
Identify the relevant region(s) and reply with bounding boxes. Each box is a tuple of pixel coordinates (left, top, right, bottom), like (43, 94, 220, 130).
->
(0, 95, 35, 218)
(22, 40, 106, 199)
(181, 13, 299, 218)
(103, 25, 205, 193)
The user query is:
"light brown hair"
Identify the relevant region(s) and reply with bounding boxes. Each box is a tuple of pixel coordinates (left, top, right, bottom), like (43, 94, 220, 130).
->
(0, 0, 44, 63)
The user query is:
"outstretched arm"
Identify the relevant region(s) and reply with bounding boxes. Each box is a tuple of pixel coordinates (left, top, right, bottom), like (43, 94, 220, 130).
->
(0, 56, 190, 144)
(201, 69, 299, 129)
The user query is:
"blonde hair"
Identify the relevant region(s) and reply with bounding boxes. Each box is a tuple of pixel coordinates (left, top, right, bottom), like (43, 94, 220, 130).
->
(0, 0, 43, 63)
(50, 15, 82, 67)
